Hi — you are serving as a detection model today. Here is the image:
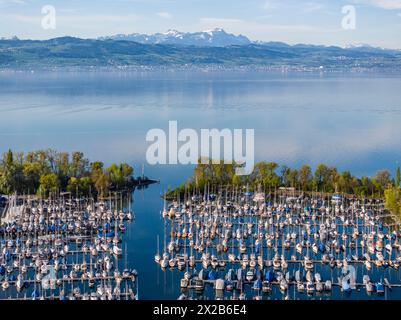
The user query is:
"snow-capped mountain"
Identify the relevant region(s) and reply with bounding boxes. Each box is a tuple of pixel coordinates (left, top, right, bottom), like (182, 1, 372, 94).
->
(344, 43, 401, 54)
(99, 28, 251, 47)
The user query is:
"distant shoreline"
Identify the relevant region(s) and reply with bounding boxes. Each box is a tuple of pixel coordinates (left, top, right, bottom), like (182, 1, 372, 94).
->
(2, 37, 401, 73)
(2, 65, 401, 74)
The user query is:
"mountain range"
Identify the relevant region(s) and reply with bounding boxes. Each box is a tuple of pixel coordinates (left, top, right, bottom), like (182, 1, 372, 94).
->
(98, 29, 401, 54)
(98, 28, 251, 47)
(1, 29, 401, 71)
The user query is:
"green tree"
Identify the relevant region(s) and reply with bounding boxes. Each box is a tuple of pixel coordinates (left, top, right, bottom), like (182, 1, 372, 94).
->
(70, 152, 89, 178)
(55, 152, 70, 188)
(120, 163, 134, 187)
(281, 166, 298, 188)
(385, 186, 401, 218)
(328, 167, 339, 192)
(23, 162, 42, 193)
(251, 162, 280, 189)
(0, 149, 22, 194)
(107, 163, 124, 188)
(67, 177, 79, 194)
(38, 173, 59, 196)
(299, 165, 312, 190)
(338, 171, 352, 193)
(121, 163, 134, 179)
(90, 161, 104, 181)
(232, 174, 242, 186)
(373, 170, 391, 195)
(67, 176, 91, 196)
(94, 172, 110, 197)
(313, 164, 330, 191)
(360, 176, 372, 196)
(89, 161, 109, 196)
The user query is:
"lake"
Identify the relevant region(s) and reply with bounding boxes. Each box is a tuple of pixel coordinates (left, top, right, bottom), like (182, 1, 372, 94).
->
(1, 70, 401, 299)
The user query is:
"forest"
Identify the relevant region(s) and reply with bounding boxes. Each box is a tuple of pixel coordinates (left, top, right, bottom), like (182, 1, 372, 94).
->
(0, 149, 135, 197)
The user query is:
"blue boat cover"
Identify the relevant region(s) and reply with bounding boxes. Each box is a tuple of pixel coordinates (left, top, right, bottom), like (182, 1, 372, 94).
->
(32, 289, 39, 299)
(252, 279, 262, 289)
(97, 231, 115, 238)
(208, 270, 217, 280)
(255, 243, 260, 253)
(342, 281, 351, 291)
(265, 270, 275, 282)
(376, 283, 384, 291)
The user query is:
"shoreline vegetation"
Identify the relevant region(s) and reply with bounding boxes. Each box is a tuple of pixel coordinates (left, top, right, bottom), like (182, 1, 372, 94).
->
(0, 149, 157, 199)
(165, 160, 401, 219)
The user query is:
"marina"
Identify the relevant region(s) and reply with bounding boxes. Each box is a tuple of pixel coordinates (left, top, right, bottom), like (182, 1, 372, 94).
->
(155, 188, 401, 300)
(0, 193, 139, 300)
(1, 70, 401, 301)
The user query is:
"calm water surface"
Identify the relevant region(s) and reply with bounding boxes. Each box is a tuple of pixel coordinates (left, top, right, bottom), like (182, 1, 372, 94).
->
(1, 71, 401, 299)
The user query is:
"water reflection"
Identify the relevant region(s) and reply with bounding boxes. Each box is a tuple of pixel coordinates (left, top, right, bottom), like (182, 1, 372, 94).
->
(1, 71, 401, 299)
(1, 71, 401, 177)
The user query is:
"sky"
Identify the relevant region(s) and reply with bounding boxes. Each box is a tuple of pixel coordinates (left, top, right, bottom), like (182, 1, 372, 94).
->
(1, 0, 401, 48)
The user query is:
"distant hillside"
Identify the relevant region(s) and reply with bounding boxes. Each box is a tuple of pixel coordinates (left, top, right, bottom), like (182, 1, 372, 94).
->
(1, 36, 401, 71)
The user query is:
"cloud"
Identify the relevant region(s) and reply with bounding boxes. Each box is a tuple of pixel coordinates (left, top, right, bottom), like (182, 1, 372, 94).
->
(354, 0, 401, 9)
(0, 13, 142, 37)
(372, 0, 401, 9)
(1, 13, 141, 24)
(59, 9, 77, 14)
(200, 17, 322, 33)
(156, 12, 172, 19)
(262, 0, 325, 13)
(0, 0, 28, 4)
(200, 17, 244, 25)
(263, 1, 278, 10)
(1, 14, 38, 23)
(302, 2, 325, 13)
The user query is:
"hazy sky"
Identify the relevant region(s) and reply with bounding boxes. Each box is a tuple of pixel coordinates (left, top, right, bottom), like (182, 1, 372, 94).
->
(1, 0, 401, 48)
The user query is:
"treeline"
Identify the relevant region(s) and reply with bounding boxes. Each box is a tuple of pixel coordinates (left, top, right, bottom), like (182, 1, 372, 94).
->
(385, 167, 401, 218)
(0, 149, 135, 197)
(170, 160, 401, 200)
